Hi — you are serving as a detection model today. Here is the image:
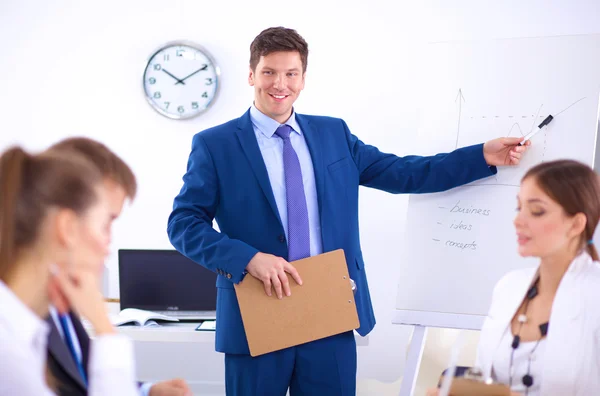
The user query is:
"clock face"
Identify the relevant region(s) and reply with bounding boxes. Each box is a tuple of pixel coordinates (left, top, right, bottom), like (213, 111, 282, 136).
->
(143, 42, 220, 119)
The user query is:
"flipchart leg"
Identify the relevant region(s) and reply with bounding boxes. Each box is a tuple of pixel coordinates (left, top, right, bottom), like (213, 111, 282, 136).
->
(399, 325, 427, 396)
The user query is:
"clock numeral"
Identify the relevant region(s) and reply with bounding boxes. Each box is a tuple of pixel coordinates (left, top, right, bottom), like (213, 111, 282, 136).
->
(153, 92, 161, 99)
(164, 102, 170, 109)
(192, 102, 199, 109)
(201, 92, 208, 98)
(148, 77, 156, 84)
(154, 64, 161, 71)
(205, 78, 213, 85)
(163, 54, 170, 61)
(177, 106, 185, 113)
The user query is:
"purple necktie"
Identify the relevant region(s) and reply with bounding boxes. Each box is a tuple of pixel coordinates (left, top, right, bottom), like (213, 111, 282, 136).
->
(275, 125, 310, 261)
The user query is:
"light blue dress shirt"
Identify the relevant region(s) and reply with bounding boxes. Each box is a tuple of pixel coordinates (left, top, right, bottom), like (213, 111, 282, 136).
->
(250, 105, 323, 257)
(49, 307, 84, 366)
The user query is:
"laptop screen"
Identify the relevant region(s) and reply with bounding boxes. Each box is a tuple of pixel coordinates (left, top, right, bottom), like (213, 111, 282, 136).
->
(118, 249, 217, 312)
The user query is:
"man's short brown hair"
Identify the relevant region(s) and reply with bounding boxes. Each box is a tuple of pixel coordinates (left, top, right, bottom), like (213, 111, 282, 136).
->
(249, 26, 309, 73)
(49, 137, 137, 199)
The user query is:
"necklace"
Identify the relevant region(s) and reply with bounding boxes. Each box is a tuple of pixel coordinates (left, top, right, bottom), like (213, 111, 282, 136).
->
(508, 277, 549, 395)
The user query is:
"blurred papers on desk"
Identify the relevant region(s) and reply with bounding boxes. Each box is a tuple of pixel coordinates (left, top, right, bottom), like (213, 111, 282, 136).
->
(110, 308, 179, 327)
(195, 320, 216, 331)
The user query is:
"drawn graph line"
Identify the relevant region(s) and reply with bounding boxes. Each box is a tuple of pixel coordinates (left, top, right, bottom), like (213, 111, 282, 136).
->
(528, 104, 544, 136)
(538, 97, 586, 163)
(450, 90, 588, 188)
(554, 96, 586, 117)
(453, 93, 586, 140)
(543, 128, 547, 162)
(507, 123, 524, 137)
(491, 122, 527, 183)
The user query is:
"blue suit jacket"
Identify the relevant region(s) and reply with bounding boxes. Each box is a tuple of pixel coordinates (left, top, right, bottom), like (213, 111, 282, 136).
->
(167, 109, 496, 354)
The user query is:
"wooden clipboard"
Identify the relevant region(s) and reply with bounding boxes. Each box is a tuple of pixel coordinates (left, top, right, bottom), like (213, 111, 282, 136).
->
(234, 249, 360, 356)
(441, 378, 511, 396)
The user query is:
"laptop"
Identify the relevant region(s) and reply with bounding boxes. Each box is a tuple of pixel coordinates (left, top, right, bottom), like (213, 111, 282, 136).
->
(118, 249, 217, 320)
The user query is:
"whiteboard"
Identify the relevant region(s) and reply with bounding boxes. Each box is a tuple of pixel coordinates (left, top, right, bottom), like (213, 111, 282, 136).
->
(394, 35, 600, 324)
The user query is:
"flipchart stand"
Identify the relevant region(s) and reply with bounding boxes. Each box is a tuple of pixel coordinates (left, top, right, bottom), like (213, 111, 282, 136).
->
(393, 311, 486, 396)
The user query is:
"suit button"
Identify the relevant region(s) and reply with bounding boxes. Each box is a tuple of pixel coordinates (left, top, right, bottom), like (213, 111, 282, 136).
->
(278, 234, 285, 243)
(227, 273, 232, 279)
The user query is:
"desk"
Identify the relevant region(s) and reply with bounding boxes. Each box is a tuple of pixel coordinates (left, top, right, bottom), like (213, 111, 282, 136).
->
(117, 322, 214, 342)
(99, 304, 368, 396)
(118, 323, 224, 396)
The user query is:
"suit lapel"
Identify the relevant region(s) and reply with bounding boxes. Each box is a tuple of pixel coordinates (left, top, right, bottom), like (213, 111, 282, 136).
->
(235, 110, 283, 226)
(296, 114, 324, 218)
(46, 316, 87, 390)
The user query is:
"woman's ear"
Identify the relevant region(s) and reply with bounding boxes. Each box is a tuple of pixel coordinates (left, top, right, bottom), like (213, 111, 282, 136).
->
(54, 208, 78, 251)
(568, 212, 587, 240)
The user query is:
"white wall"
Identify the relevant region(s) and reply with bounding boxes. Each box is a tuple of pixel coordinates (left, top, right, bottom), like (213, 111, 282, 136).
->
(2, 1, 599, 394)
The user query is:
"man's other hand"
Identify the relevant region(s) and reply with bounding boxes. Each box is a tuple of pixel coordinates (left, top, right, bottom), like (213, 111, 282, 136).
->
(246, 253, 303, 299)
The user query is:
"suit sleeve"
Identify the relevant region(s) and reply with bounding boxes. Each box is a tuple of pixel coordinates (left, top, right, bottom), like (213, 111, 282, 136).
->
(167, 134, 258, 284)
(341, 119, 496, 193)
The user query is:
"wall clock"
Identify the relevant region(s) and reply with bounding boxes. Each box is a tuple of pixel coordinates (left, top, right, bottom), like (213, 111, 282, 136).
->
(143, 41, 220, 119)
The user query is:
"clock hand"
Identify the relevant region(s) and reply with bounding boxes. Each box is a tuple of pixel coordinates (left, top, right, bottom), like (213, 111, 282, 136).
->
(161, 69, 185, 85)
(176, 64, 209, 85)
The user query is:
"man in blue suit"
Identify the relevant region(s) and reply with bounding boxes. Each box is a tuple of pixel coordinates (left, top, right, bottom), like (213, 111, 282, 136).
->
(168, 27, 528, 395)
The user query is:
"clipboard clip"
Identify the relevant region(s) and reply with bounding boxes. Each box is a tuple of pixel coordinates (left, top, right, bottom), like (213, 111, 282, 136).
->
(343, 276, 357, 294)
(463, 367, 487, 382)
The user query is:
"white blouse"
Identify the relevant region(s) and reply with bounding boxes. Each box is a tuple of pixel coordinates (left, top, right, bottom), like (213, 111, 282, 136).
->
(0, 280, 139, 396)
(492, 326, 547, 396)
(477, 253, 600, 395)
